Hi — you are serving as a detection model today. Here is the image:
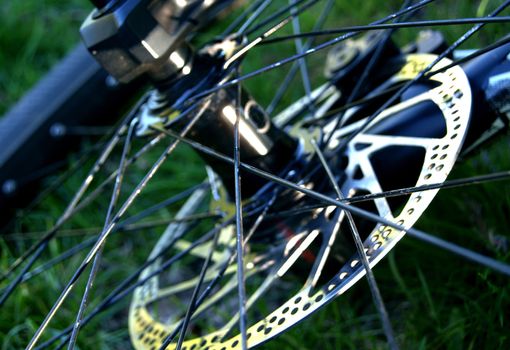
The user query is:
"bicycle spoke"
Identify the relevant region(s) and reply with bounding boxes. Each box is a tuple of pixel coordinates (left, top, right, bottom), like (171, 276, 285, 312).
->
(5, 1, 510, 349)
(233, 74, 248, 350)
(311, 139, 398, 350)
(40, 215, 231, 350)
(322, 0, 414, 146)
(152, 126, 510, 277)
(0, 108, 136, 292)
(262, 16, 510, 45)
(27, 99, 213, 350)
(266, 0, 334, 115)
(289, 0, 314, 116)
(147, 192, 278, 348)
(244, 0, 319, 37)
(5, 139, 111, 222)
(3, 213, 218, 242)
(222, 0, 271, 36)
(70, 132, 167, 215)
(21, 236, 96, 283)
(406, 229, 510, 274)
(68, 119, 137, 350)
(193, 0, 438, 101)
(426, 35, 510, 78)
(224, 0, 321, 70)
(329, 0, 510, 154)
(159, 225, 222, 350)
(221, 269, 278, 336)
(0, 243, 46, 307)
(237, 0, 272, 35)
(264, 170, 510, 219)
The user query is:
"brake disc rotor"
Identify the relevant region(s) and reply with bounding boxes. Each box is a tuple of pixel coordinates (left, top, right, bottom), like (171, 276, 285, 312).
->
(129, 53, 472, 350)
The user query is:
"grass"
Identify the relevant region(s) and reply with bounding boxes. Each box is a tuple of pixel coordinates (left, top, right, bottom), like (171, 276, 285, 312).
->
(1, 0, 510, 349)
(0, 0, 92, 115)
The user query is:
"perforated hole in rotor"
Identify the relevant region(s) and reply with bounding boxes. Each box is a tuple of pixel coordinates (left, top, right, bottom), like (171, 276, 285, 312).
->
(382, 228, 391, 238)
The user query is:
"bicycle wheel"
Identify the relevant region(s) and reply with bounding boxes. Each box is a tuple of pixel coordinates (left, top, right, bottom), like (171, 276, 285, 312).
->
(1, 1, 510, 349)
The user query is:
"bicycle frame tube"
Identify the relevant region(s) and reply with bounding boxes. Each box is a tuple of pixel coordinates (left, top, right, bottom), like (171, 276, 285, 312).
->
(460, 40, 510, 153)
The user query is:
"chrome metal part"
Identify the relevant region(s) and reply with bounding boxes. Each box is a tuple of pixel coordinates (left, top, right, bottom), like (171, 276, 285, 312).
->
(133, 34, 298, 199)
(81, 0, 235, 83)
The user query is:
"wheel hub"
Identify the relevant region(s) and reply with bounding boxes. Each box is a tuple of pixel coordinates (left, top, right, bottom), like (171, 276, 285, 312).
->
(128, 53, 472, 350)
